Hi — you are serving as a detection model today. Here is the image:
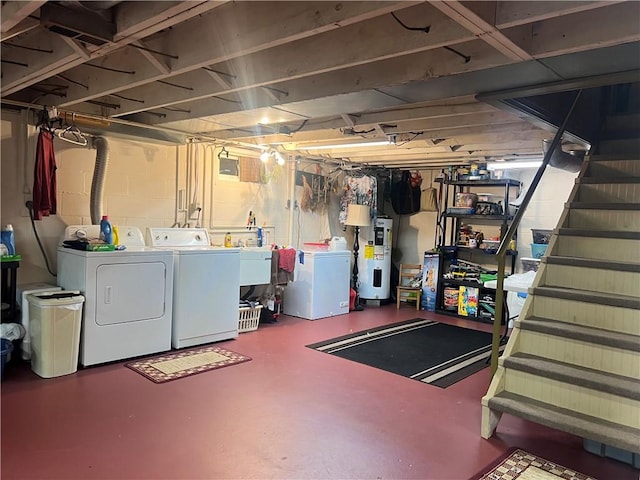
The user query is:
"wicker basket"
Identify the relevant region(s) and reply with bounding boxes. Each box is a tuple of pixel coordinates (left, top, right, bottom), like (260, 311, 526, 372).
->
(238, 305, 262, 333)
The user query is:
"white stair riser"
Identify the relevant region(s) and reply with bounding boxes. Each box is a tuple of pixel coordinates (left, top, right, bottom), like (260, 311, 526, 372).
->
(577, 183, 640, 203)
(543, 264, 639, 296)
(567, 209, 640, 231)
(587, 160, 640, 178)
(556, 236, 640, 262)
(503, 369, 640, 429)
(530, 295, 640, 336)
(518, 329, 640, 379)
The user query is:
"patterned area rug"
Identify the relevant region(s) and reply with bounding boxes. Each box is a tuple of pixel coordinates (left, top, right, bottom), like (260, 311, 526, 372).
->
(470, 448, 597, 480)
(125, 345, 251, 383)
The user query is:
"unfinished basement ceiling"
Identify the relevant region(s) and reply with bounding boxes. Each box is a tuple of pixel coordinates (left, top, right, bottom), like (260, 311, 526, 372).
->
(2, 1, 640, 167)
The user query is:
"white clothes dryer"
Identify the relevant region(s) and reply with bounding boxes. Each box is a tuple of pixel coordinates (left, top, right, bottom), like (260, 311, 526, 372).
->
(57, 225, 173, 366)
(147, 228, 241, 349)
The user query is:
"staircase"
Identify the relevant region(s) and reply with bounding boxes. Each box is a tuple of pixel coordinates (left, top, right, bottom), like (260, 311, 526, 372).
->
(481, 151, 640, 455)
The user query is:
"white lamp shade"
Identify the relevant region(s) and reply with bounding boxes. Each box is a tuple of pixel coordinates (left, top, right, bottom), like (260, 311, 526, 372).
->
(345, 204, 371, 227)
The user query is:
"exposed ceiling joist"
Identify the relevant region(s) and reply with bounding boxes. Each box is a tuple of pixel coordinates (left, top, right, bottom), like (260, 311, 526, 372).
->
(1, 1, 46, 34)
(2, 1, 638, 167)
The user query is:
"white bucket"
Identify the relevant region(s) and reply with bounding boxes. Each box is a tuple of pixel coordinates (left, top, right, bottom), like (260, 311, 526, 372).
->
(329, 236, 347, 251)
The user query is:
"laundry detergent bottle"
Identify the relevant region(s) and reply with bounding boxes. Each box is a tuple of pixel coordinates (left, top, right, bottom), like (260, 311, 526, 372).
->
(100, 216, 113, 244)
(1, 224, 15, 255)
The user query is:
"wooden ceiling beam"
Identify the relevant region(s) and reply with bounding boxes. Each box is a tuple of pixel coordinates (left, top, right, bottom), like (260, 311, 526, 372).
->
(494, 1, 624, 29)
(1, 1, 45, 34)
(430, 0, 532, 61)
(1, 1, 224, 95)
(54, 1, 420, 108)
(502, 2, 640, 58)
(142, 40, 509, 124)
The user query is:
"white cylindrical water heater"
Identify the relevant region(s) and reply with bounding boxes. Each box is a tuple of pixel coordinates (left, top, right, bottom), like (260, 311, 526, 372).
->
(357, 217, 392, 300)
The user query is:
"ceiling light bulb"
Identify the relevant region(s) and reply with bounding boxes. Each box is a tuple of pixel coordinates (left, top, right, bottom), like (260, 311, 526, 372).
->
(260, 151, 270, 162)
(275, 152, 285, 165)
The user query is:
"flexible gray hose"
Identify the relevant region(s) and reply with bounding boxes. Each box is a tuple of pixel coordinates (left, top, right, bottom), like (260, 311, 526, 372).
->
(90, 136, 109, 224)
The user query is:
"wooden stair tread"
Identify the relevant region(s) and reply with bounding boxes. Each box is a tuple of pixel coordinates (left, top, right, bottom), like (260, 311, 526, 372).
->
(556, 228, 640, 240)
(517, 316, 640, 352)
(542, 255, 640, 272)
(531, 286, 640, 309)
(568, 202, 640, 210)
(578, 176, 640, 184)
(488, 392, 640, 454)
(503, 352, 640, 400)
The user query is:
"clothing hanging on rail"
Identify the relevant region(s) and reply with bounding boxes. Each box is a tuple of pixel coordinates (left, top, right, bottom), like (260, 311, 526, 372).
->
(339, 174, 377, 225)
(32, 129, 58, 220)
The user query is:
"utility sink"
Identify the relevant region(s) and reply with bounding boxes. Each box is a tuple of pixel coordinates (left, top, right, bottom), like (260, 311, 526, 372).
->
(239, 247, 272, 286)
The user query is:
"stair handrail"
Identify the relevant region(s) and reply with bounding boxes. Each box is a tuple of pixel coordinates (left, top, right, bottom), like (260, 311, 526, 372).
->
(489, 89, 584, 377)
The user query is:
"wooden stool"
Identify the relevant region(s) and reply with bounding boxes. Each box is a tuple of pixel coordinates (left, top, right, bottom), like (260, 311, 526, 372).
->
(396, 263, 422, 310)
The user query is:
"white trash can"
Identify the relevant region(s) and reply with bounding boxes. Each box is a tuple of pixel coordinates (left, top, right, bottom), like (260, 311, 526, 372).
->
(28, 291, 84, 378)
(16, 283, 62, 361)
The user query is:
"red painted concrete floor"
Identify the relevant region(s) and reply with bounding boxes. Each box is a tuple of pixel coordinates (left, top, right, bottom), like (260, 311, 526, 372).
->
(1, 305, 635, 479)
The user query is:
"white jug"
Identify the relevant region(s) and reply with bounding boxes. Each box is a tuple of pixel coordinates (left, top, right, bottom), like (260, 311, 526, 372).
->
(329, 236, 347, 251)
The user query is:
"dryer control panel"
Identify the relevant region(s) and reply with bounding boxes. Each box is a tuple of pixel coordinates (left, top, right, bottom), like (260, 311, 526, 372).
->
(147, 228, 211, 247)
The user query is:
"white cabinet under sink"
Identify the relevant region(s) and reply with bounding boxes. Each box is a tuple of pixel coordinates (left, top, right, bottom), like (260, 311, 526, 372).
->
(239, 248, 272, 286)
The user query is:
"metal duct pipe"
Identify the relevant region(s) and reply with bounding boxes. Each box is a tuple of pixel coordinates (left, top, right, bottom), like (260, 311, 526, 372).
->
(542, 138, 583, 173)
(90, 136, 109, 224)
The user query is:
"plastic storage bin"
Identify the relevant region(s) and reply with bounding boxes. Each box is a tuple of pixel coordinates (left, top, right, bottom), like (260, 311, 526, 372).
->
(238, 304, 262, 333)
(531, 229, 553, 244)
(530, 243, 548, 259)
(521, 257, 541, 272)
(28, 291, 84, 378)
(1, 338, 13, 379)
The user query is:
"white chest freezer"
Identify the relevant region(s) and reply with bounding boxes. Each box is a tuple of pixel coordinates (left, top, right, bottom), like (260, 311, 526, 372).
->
(283, 250, 351, 320)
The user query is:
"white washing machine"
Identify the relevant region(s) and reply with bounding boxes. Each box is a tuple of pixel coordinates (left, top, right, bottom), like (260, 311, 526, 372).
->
(57, 225, 174, 366)
(147, 228, 241, 349)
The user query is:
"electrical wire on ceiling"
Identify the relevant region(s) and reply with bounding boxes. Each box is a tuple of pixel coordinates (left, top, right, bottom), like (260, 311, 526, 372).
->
(391, 10, 471, 63)
(390, 12, 430, 33)
(287, 119, 308, 134)
(341, 127, 376, 135)
(395, 131, 424, 146)
(443, 46, 471, 63)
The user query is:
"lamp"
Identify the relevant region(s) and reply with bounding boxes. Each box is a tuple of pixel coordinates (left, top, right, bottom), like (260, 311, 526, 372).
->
(345, 204, 371, 311)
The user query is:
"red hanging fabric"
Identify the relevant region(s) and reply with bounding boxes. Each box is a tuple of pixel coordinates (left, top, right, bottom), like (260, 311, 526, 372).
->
(32, 129, 58, 220)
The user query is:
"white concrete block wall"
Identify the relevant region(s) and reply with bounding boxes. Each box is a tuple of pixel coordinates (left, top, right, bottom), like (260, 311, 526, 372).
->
(516, 167, 578, 269)
(1, 110, 178, 283)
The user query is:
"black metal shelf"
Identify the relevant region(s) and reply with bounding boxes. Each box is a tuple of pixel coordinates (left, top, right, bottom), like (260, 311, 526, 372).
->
(434, 307, 494, 325)
(441, 278, 485, 288)
(444, 213, 514, 221)
(436, 178, 521, 187)
(456, 246, 518, 256)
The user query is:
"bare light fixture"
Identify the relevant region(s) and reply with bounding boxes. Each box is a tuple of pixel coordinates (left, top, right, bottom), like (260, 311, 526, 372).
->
(260, 150, 286, 165)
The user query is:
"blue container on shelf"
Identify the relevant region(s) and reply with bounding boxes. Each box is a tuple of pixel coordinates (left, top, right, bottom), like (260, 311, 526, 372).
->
(1, 338, 13, 380)
(531, 243, 548, 259)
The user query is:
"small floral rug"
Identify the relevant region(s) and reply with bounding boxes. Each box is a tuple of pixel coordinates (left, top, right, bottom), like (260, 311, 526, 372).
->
(470, 448, 597, 480)
(125, 345, 251, 383)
